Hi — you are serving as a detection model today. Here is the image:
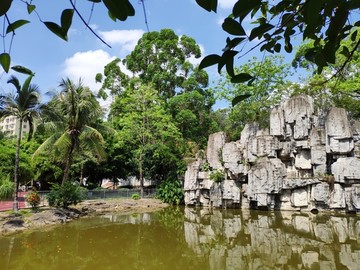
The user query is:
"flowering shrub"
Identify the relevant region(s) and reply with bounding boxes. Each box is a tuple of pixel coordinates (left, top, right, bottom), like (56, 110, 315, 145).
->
(26, 191, 41, 211)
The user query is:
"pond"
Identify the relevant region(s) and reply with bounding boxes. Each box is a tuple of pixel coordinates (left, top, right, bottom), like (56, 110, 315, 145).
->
(1, 207, 360, 269)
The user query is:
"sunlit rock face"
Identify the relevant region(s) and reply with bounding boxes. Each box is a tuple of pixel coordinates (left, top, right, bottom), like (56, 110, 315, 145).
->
(184, 94, 360, 212)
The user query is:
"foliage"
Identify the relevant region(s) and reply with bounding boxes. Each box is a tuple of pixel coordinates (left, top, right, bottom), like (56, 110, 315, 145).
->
(131, 193, 140, 200)
(26, 190, 40, 211)
(214, 55, 293, 139)
(124, 29, 202, 100)
(47, 182, 87, 208)
(168, 89, 216, 148)
(0, 75, 41, 211)
(0, 175, 14, 200)
(156, 179, 184, 205)
(291, 33, 360, 119)
(209, 169, 225, 182)
(34, 78, 107, 184)
(111, 83, 183, 185)
(201, 162, 210, 172)
(97, 29, 205, 101)
(198, 0, 360, 92)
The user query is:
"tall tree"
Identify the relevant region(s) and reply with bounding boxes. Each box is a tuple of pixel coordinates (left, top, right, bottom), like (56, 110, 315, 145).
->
(111, 82, 183, 196)
(0, 75, 41, 211)
(214, 55, 293, 140)
(97, 29, 203, 100)
(34, 78, 106, 184)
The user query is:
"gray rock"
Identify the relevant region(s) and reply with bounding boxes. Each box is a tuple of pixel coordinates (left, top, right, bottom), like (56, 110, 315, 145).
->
(247, 158, 286, 199)
(270, 105, 285, 137)
(326, 107, 353, 154)
(331, 157, 360, 183)
(291, 188, 308, 207)
(207, 132, 226, 170)
(222, 141, 245, 177)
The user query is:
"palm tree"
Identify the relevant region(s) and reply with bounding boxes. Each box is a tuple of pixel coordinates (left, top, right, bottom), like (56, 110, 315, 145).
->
(0, 75, 41, 211)
(34, 78, 106, 184)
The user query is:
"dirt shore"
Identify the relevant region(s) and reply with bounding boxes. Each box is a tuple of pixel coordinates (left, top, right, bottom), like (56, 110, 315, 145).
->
(0, 198, 169, 236)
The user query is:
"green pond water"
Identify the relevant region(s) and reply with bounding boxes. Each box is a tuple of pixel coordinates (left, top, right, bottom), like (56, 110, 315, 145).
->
(1, 207, 360, 270)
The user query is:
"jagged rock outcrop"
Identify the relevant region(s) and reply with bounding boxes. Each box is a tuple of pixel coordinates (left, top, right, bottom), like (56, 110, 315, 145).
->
(184, 94, 360, 212)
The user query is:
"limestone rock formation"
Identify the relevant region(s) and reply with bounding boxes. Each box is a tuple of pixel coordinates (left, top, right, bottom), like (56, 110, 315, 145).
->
(184, 94, 360, 212)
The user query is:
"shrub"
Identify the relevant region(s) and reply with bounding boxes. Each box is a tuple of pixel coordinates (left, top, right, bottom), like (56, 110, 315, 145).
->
(156, 179, 184, 205)
(131, 193, 140, 200)
(26, 190, 41, 211)
(210, 169, 225, 182)
(0, 175, 14, 200)
(47, 182, 87, 208)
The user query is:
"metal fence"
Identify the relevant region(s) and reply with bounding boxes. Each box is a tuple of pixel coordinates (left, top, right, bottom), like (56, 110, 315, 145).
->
(0, 189, 158, 211)
(86, 188, 157, 200)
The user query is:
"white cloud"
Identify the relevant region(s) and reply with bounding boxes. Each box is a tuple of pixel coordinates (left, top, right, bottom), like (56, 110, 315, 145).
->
(218, 0, 237, 10)
(61, 49, 134, 115)
(99, 29, 145, 55)
(62, 49, 116, 92)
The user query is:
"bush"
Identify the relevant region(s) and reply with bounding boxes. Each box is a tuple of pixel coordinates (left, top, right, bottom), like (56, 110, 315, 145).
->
(26, 190, 41, 211)
(210, 169, 225, 182)
(0, 175, 14, 200)
(131, 193, 140, 200)
(156, 179, 184, 205)
(47, 182, 87, 208)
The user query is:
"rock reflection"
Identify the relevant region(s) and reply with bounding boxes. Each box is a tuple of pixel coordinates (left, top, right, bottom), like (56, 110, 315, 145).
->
(184, 207, 360, 269)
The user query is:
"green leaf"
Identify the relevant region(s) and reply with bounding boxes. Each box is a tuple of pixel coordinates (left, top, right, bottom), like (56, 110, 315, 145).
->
(303, 0, 324, 33)
(274, 43, 281, 53)
(222, 18, 246, 36)
(199, 54, 221, 69)
(223, 37, 245, 51)
(195, 0, 217, 12)
(233, 0, 261, 22)
(232, 94, 251, 106)
(339, 46, 350, 58)
(6, 19, 30, 34)
(103, 0, 135, 21)
(108, 11, 117, 22)
(61, 9, 74, 34)
(27, 3, 36, 14)
(11, 65, 34, 75)
(0, 0, 12, 16)
(230, 73, 253, 83)
(0, 53, 11, 73)
(44, 21, 67, 41)
(327, 6, 348, 41)
(249, 23, 274, 40)
(219, 50, 238, 75)
(323, 42, 336, 64)
(351, 30, 358, 41)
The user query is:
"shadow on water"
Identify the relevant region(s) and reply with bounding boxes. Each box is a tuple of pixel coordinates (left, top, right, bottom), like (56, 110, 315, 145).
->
(1, 207, 360, 269)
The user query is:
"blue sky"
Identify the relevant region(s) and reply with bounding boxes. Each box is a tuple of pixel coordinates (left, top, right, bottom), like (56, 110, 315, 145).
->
(0, 0, 300, 110)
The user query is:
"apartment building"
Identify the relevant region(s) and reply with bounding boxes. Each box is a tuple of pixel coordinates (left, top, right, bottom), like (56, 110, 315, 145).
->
(0, 116, 30, 139)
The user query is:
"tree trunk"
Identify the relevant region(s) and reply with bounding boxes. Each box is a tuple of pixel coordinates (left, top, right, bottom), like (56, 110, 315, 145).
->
(62, 139, 75, 185)
(139, 152, 144, 198)
(13, 119, 23, 212)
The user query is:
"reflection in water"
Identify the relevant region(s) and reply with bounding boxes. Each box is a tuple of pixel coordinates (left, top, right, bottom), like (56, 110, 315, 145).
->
(0, 208, 359, 269)
(184, 208, 360, 270)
